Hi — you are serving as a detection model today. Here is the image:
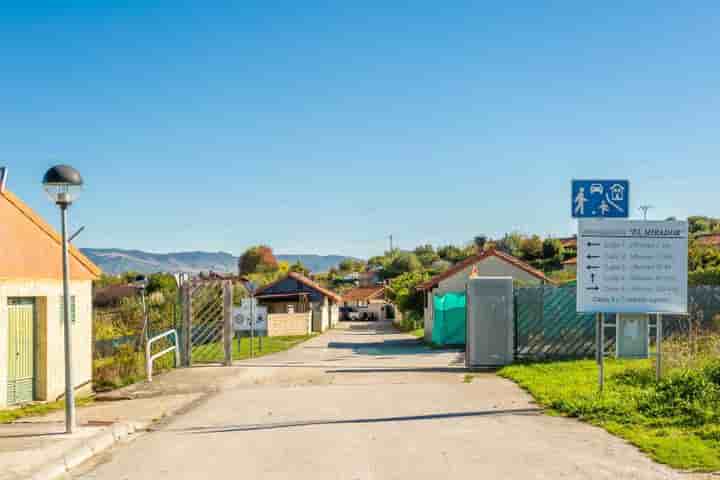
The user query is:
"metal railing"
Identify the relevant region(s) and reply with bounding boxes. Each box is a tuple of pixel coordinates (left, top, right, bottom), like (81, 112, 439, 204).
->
(145, 329, 180, 382)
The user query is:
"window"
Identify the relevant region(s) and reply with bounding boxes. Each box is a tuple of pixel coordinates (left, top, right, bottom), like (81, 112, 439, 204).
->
(59, 296, 77, 324)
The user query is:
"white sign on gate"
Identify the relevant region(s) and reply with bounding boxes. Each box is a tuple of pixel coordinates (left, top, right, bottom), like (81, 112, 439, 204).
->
(577, 219, 688, 314)
(232, 298, 268, 331)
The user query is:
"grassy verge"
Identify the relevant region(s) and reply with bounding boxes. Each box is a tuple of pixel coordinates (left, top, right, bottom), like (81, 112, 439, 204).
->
(191, 334, 316, 362)
(231, 334, 316, 360)
(409, 327, 424, 339)
(499, 358, 720, 472)
(0, 397, 94, 424)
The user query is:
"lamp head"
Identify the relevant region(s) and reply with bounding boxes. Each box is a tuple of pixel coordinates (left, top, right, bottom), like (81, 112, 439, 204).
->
(42, 165, 83, 206)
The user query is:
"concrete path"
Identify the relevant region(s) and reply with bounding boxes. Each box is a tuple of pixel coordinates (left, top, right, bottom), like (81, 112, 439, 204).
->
(62, 320, 694, 480)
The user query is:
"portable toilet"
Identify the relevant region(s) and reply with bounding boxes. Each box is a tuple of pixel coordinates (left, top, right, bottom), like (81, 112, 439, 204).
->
(465, 277, 514, 367)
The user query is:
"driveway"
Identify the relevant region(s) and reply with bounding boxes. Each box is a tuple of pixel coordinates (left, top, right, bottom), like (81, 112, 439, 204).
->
(71, 321, 681, 479)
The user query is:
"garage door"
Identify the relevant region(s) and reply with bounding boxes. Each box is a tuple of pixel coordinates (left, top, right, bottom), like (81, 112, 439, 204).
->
(7, 298, 35, 405)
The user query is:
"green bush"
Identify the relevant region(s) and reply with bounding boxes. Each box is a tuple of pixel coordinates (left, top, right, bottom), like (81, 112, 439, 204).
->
(639, 370, 720, 422)
(689, 266, 720, 286)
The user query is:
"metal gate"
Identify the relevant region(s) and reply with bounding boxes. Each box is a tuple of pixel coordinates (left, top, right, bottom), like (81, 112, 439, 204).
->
(7, 298, 35, 405)
(182, 281, 233, 365)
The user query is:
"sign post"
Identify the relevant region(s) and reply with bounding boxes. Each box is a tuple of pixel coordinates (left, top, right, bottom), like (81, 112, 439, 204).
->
(656, 313, 663, 381)
(576, 219, 688, 390)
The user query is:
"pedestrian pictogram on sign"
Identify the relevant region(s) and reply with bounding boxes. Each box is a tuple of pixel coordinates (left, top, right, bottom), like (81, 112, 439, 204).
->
(571, 180, 629, 218)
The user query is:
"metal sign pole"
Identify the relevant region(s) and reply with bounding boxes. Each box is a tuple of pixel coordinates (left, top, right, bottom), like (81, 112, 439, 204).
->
(250, 296, 255, 359)
(656, 313, 663, 381)
(597, 312, 605, 392)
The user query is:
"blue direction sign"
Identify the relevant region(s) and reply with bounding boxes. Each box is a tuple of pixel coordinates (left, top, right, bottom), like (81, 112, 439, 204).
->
(571, 180, 629, 218)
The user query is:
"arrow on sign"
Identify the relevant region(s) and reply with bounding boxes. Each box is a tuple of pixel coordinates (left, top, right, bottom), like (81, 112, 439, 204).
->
(586, 254, 600, 259)
(586, 265, 600, 270)
(587, 242, 600, 247)
(586, 286, 599, 291)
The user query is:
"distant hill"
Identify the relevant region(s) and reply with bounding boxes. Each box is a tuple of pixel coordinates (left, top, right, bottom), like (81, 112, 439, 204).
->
(81, 248, 358, 275)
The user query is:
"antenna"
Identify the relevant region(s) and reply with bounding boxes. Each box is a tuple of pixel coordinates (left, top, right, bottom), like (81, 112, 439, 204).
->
(389, 234, 393, 252)
(638, 205, 653, 221)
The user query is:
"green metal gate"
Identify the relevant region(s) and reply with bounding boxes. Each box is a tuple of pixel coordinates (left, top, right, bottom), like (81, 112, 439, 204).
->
(7, 298, 35, 405)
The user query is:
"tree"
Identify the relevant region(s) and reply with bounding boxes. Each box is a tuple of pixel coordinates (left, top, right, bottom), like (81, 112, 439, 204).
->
(473, 235, 488, 251)
(289, 260, 310, 276)
(147, 273, 177, 294)
(437, 245, 472, 263)
(414, 244, 439, 268)
(494, 232, 524, 257)
(520, 235, 543, 260)
(338, 258, 365, 273)
(238, 245, 279, 275)
(542, 238, 564, 261)
(384, 252, 422, 278)
(385, 271, 429, 317)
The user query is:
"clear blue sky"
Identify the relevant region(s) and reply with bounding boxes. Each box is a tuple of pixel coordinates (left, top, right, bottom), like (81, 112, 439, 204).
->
(2, 3, 719, 258)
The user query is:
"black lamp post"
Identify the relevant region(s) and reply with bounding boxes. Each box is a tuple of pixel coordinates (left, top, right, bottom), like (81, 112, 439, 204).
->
(42, 165, 83, 434)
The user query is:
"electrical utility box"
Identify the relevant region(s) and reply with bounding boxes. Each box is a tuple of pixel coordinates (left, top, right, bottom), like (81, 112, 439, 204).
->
(616, 313, 650, 359)
(465, 277, 514, 367)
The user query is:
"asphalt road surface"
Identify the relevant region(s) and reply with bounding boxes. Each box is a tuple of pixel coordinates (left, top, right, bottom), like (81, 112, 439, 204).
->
(70, 321, 680, 480)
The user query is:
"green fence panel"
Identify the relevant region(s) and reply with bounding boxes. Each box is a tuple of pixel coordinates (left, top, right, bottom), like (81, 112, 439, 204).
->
(432, 292, 466, 346)
(515, 285, 598, 359)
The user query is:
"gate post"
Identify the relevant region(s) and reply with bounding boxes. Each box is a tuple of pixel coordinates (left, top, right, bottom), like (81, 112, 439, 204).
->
(223, 281, 233, 366)
(182, 283, 192, 367)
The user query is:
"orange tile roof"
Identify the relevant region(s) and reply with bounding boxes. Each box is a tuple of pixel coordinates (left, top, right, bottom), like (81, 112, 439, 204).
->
(417, 249, 554, 291)
(696, 232, 720, 247)
(342, 286, 385, 302)
(558, 236, 577, 248)
(562, 257, 577, 265)
(0, 189, 101, 280)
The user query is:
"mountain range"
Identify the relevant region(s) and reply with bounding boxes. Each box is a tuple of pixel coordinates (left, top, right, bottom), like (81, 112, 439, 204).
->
(81, 248, 357, 276)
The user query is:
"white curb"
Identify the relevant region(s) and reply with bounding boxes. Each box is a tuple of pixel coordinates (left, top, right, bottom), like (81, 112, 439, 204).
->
(28, 421, 149, 480)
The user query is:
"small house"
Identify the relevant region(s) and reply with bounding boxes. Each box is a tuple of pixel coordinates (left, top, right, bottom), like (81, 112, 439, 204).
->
(0, 188, 101, 406)
(254, 273, 342, 336)
(416, 249, 552, 343)
(342, 286, 389, 321)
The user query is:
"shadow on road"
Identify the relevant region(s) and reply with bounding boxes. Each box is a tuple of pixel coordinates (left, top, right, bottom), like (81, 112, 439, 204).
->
(175, 408, 543, 434)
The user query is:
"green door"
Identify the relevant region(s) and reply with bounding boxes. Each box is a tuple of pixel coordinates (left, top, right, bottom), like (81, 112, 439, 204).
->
(7, 298, 35, 405)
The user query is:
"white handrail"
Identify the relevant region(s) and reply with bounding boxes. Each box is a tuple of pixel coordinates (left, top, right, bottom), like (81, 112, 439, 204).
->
(146, 329, 180, 382)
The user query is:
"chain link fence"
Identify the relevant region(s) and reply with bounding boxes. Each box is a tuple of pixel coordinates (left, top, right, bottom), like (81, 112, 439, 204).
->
(514, 285, 720, 364)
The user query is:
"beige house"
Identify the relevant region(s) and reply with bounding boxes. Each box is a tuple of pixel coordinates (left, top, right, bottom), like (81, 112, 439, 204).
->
(417, 249, 553, 343)
(254, 272, 342, 336)
(342, 286, 388, 321)
(0, 188, 101, 407)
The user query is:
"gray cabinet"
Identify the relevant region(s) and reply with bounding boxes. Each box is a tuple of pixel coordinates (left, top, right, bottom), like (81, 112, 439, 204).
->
(466, 278, 514, 367)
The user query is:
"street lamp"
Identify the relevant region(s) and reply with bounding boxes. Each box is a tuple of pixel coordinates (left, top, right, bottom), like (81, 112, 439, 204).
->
(42, 165, 83, 434)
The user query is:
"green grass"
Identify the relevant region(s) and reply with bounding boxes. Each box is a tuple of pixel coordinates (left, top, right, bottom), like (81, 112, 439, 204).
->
(409, 328, 424, 339)
(231, 334, 316, 360)
(499, 359, 720, 472)
(0, 397, 94, 424)
(191, 334, 316, 362)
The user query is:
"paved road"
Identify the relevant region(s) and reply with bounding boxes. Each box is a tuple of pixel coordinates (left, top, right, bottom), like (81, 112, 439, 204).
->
(71, 321, 680, 479)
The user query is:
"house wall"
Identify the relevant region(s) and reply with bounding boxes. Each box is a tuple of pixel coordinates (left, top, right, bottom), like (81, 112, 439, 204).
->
(312, 298, 330, 332)
(329, 302, 339, 328)
(267, 312, 311, 337)
(424, 256, 544, 341)
(0, 279, 93, 407)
